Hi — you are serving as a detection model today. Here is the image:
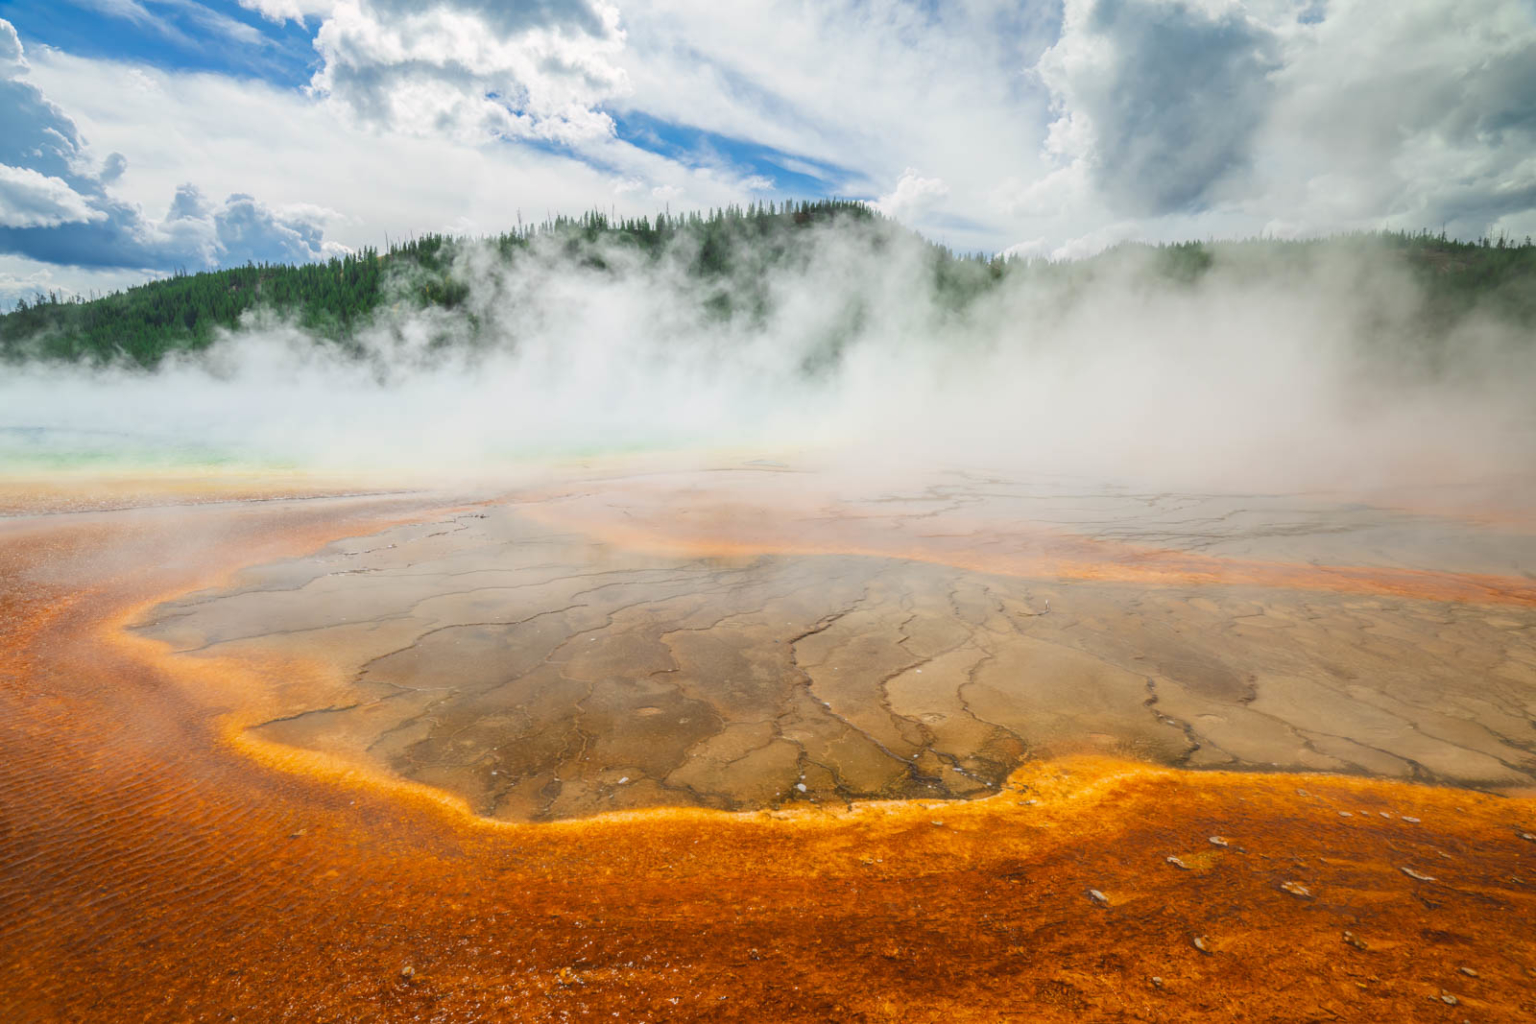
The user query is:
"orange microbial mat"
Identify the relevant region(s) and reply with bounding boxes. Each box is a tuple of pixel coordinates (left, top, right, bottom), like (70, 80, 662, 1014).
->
(1, 467, 1533, 1022)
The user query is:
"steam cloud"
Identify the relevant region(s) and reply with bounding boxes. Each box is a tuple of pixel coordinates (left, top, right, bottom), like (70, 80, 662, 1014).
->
(2, 218, 1533, 501)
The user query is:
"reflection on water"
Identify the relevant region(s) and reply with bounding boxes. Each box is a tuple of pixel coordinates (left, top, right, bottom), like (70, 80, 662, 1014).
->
(137, 466, 1536, 820)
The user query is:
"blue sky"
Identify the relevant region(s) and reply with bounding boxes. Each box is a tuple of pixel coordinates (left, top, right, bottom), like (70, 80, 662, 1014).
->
(0, 1, 319, 86)
(1, 0, 1534, 304)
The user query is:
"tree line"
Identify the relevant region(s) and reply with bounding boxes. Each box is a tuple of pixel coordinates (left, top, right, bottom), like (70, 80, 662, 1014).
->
(2, 199, 1532, 368)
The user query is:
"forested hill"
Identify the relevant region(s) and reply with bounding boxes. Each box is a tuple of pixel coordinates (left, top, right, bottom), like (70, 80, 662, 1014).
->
(0, 200, 892, 366)
(2, 197, 1534, 368)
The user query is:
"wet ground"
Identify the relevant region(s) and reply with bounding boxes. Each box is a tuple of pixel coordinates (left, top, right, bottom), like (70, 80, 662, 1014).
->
(135, 465, 1536, 822)
(2, 462, 1535, 1021)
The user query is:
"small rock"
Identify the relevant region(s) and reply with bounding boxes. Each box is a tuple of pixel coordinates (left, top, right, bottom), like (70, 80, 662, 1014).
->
(1280, 881, 1312, 899)
(1339, 811, 1354, 818)
(1209, 836, 1229, 847)
(1520, 832, 1535, 842)
(931, 820, 944, 827)
(1402, 816, 1420, 823)
(617, 776, 629, 784)
(1458, 966, 1478, 978)
(1166, 855, 1190, 870)
(1192, 935, 1212, 955)
(1400, 866, 1437, 882)
(400, 965, 415, 979)
(795, 783, 807, 793)
(1088, 889, 1110, 907)
(288, 828, 308, 839)
(1379, 812, 1393, 819)
(1342, 931, 1368, 951)
(1150, 976, 1164, 989)
(1440, 992, 1458, 1006)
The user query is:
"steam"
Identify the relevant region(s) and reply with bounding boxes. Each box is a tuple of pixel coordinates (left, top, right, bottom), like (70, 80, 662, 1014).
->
(3, 218, 1533, 501)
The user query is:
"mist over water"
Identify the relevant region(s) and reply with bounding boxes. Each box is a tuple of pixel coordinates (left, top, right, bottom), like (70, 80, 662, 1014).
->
(4, 219, 1534, 499)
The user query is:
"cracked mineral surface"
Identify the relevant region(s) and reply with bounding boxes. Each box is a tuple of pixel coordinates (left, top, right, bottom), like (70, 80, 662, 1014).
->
(132, 464, 1536, 820)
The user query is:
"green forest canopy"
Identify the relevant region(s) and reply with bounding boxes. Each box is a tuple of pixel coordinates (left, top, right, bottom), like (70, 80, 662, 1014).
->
(3, 198, 1534, 368)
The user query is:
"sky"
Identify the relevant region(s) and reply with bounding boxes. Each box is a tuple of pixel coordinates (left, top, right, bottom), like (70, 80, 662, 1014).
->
(0, 0, 1534, 304)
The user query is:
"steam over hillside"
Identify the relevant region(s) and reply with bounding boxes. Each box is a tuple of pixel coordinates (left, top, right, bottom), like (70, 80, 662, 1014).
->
(2, 202, 1534, 496)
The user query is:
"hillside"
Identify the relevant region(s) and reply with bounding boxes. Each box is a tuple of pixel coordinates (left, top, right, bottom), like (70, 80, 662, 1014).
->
(3, 199, 1534, 369)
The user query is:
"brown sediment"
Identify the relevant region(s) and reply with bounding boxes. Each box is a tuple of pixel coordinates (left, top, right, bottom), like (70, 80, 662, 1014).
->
(2, 477, 1535, 1022)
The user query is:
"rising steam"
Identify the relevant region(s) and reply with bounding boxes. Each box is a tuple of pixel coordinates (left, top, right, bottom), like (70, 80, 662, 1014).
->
(2, 217, 1533, 499)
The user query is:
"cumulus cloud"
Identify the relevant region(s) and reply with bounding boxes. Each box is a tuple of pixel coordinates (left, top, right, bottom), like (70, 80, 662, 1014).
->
(0, 18, 341, 272)
(1035, 0, 1280, 217)
(99, 151, 127, 185)
(0, 17, 23, 69)
(236, 0, 335, 24)
(211, 192, 340, 265)
(1022, 0, 1536, 243)
(874, 168, 950, 221)
(0, 165, 103, 229)
(311, 0, 630, 144)
(1260, 0, 1536, 238)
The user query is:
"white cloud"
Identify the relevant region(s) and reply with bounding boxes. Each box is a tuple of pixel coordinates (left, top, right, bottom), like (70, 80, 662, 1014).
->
(1258, 0, 1536, 237)
(0, 31, 343, 271)
(236, 0, 336, 25)
(6, 0, 1536, 290)
(0, 164, 102, 228)
(311, 0, 630, 144)
(68, 0, 268, 50)
(19, 47, 758, 267)
(1014, 0, 1536, 249)
(1033, 0, 1280, 217)
(611, 1, 1058, 247)
(0, 18, 23, 69)
(875, 168, 949, 221)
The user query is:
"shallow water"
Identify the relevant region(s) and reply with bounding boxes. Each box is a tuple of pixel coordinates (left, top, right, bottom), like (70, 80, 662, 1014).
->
(135, 464, 1536, 821)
